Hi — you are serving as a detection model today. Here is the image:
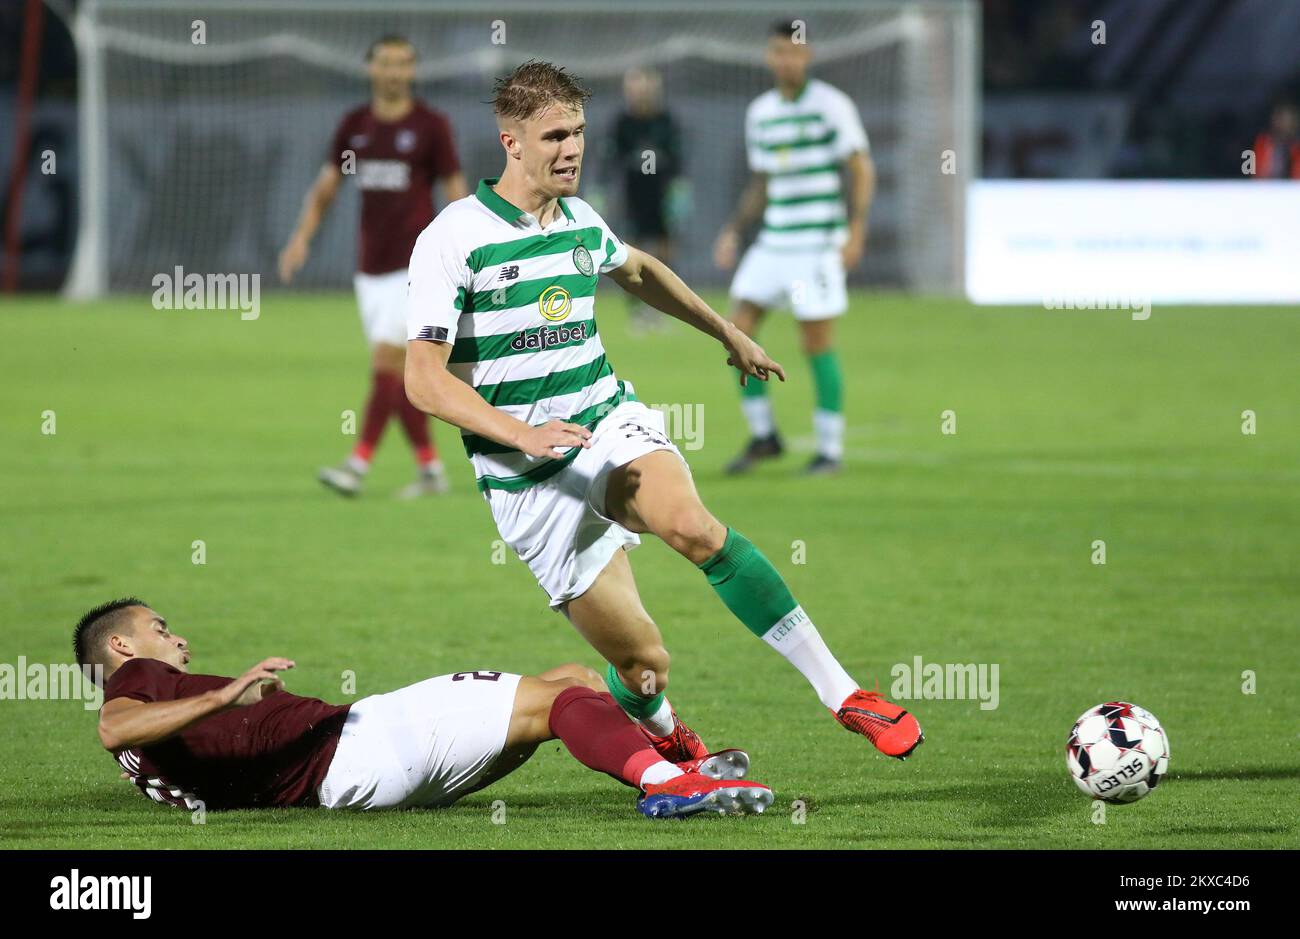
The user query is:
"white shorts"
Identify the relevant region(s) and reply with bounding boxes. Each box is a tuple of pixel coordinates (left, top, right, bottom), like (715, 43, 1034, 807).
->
(353, 268, 409, 347)
(486, 399, 686, 609)
(318, 671, 522, 810)
(730, 244, 847, 321)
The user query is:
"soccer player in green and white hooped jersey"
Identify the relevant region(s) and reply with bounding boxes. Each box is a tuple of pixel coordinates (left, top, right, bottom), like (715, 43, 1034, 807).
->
(714, 20, 877, 476)
(405, 62, 921, 772)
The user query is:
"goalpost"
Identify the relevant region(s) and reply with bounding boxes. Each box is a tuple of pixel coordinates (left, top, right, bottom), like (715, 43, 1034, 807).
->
(63, 0, 979, 298)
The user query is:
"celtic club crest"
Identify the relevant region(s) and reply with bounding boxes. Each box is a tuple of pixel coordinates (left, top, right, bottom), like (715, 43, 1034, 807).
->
(572, 245, 595, 277)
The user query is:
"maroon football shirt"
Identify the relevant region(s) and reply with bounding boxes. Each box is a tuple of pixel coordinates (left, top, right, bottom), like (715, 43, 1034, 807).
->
(329, 101, 461, 275)
(103, 658, 350, 810)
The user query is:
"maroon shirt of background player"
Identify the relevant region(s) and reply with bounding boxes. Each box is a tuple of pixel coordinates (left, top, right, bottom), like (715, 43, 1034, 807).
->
(330, 102, 461, 275)
(104, 658, 350, 810)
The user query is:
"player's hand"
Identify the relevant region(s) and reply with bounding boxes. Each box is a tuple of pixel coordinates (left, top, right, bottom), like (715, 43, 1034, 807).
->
(723, 325, 785, 387)
(517, 420, 593, 460)
(277, 236, 309, 284)
(713, 227, 740, 270)
(221, 657, 295, 709)
(841, 224, 867, 270)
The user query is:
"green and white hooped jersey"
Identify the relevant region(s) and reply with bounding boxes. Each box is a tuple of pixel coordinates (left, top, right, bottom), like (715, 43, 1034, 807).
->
(407, 178, 631, 493)
(745, 78, 869, 251)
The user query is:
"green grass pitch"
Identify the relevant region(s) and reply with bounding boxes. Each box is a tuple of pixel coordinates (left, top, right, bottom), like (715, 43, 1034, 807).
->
(1, 290, 1296, 849)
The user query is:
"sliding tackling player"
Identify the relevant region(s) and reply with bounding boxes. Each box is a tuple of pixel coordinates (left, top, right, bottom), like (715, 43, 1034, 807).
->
(76, 598, 770, 819)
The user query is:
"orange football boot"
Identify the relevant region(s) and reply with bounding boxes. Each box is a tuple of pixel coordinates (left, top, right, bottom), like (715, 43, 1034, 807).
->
(833, 689, 924, 759)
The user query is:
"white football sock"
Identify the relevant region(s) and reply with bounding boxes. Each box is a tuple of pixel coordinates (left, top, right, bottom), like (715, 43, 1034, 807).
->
(761, 606, 859, 710)
(813, 409, 845, 460)
(638, 695, 676, 738)
(346, 455, 370, 475)
(639, 761, 686, 787)
(741, 396, 775, 438)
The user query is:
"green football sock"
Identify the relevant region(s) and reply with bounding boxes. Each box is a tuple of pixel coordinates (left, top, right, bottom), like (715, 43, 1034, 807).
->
(604, 663, 665, 720)
(697, 528, 798, 639)
(698, 527, 859, 709)
(808, 350, 843, 413)
(809, 350, 845, 459)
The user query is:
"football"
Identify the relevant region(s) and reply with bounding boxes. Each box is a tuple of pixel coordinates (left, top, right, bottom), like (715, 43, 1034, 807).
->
(1065, 702, 1170, 804)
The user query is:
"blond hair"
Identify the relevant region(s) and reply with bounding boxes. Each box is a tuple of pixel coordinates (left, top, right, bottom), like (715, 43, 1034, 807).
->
(492, 60, 591, 122)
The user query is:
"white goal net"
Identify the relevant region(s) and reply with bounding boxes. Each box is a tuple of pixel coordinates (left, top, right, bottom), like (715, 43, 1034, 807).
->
(63, 0, 979, 297)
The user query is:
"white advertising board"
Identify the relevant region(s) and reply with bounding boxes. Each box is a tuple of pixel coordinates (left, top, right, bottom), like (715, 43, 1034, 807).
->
(966, 181, 1300, 305)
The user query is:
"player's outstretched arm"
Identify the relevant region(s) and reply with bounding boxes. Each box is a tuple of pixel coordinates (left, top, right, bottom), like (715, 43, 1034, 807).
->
(97, 657, 294, 753)
(606, 246, 785, 387)
(405, 340, 594, 459)
(278, 163, 343, 283)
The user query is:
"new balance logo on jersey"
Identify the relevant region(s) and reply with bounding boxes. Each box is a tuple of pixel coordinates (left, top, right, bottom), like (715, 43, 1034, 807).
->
(416, 326, 449, 342)
(498, 265, 520, 281)
(510, 321, 589, 352)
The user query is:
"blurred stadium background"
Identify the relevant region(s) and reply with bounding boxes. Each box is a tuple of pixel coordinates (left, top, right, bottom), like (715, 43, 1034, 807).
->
(2, 0, 1298, 301)
(6, 0, 974, 295)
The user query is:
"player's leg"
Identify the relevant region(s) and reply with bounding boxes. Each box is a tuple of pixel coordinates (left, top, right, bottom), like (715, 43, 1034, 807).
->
(321, 271, 445, 497)
(503, 665, 749, 783)
(319, 275, 408, 496)
(456, 666, 604, 796)
(503, 665, 769, 818)
(319, 341, 408, 496)
(542, 674, 771, 819)
(605, 449, 923, 758)
(563, 549, 694, 748)
(370, 268, 445, 496)
(501, 664, 604, 745)
(798, 317, 844, 473)
(792, 250, 848, 474)
(389, 338, 449, 498)
(730, 300, 764, 340)
(726, 295, 784, 474)
(372, 341, 406, 374)
(488, 407, 717, 763)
